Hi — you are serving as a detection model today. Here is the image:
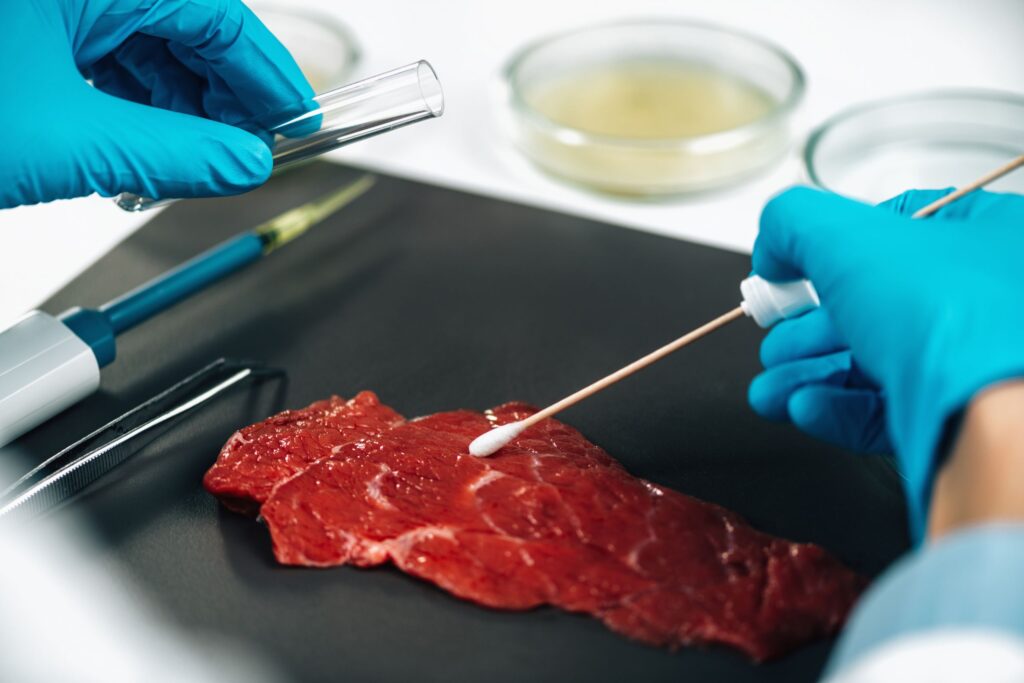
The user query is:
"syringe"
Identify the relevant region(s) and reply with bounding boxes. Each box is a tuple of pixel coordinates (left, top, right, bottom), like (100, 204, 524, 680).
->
(0, 175, 375, 447)
(115, 61, 443, 212)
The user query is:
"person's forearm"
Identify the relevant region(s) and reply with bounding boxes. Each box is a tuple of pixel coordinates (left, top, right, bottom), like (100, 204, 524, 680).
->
(825, 386, 1024, 679)
(928, 380, 1024, 539)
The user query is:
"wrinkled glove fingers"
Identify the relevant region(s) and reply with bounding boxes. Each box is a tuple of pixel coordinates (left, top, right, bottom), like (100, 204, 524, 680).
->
(139, 0, 311, 117)
(166, 43, 253, 125)
(78, 0, 312, 119)
(110, 34, 206, 116)
(83, 53, 151, 106)
(170, 41, 319, 139)
(788, 384, 891, 454)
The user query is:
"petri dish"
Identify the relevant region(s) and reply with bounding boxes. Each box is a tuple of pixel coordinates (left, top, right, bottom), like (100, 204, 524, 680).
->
(252, 4, 360, 91)
(503, 20, 804, 197)
(805, 91, 1024, 203)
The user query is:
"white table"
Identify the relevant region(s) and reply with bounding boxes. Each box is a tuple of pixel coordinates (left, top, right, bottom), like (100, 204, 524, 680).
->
(2, 0, 1022, 329)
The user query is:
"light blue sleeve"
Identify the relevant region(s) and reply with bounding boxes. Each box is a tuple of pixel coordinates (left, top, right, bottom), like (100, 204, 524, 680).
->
(825, 523, 1024, 678)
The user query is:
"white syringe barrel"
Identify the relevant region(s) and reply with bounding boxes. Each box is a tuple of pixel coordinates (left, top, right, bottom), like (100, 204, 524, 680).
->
(740, 275, 819, 328)
(0, 312, 100, 447)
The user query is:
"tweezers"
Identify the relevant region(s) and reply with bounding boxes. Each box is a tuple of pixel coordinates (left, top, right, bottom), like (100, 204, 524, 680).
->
(0, 358, 283, 521)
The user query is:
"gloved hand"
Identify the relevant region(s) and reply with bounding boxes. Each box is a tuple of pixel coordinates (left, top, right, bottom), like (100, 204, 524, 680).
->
(749, 307, 891, 454)
(746, 191, 946, 455)
(0, 0, 314, 208)
(751, 187, 1024, 540)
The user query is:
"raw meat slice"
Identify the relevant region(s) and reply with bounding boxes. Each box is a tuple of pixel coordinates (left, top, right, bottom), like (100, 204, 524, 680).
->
(255, 401, 864, 661)
(203, 392, 405, 514)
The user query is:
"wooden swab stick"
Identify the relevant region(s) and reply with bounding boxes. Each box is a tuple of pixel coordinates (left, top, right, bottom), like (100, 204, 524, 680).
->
(912, 153, 1024, 218)
(469, 152, 1024, 457)
(469, 307, 745, 456)
(523, 306, 744, 424)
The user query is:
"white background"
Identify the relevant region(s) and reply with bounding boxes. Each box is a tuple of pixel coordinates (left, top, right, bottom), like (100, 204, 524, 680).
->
(1, 0, 1022, 329)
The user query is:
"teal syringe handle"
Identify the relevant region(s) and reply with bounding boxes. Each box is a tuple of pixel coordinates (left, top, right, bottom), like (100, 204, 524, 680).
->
(101, 233, 265, 334)
(60, 233, 265, 367)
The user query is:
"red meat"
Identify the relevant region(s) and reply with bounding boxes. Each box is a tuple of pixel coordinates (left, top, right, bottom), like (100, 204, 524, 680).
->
(245, 400, 863, 661)
(203, 392, 405, 514)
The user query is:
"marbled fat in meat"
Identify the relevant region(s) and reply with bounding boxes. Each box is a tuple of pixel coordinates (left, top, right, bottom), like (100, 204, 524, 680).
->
(239, 400, 864, 661)
(203, 392, 405, 514)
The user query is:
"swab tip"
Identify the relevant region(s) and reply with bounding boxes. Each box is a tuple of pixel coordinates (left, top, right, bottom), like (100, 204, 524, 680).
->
(469, 421, 526, 457)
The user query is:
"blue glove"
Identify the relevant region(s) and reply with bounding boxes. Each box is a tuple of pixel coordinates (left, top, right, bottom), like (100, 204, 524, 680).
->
(751, 187, 1024, 540)
(0, 0, 314, 208)
(749, 307, 891, 454)
(747, 191, 944, 455)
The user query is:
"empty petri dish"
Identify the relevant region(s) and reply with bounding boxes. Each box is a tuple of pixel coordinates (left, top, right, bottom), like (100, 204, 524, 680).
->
(503, 20, 804, 197)
(253, 4, 360, 91)
(805, 91, 1024, 203)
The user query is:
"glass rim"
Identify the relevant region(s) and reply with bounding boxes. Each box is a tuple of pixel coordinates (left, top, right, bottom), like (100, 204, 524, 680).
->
(502, 18, 806, 151)
(416, 61, 445, 117)
(804, 88, 1024, 190)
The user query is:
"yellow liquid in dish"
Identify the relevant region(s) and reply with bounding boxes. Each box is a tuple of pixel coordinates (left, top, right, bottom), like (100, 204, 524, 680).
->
(525, 61, 776, 140)
(514, 60, 784, 195)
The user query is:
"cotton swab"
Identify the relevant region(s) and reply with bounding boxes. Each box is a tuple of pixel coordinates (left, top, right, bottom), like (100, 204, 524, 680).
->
(469, 307, 745, 456)
(468, 154, 1024, 457)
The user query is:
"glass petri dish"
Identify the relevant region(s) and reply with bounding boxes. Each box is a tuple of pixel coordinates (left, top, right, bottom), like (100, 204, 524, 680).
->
(805, 91, 1024, 203)
(252, 4, 360, 92)
(503, 20, 804, 197)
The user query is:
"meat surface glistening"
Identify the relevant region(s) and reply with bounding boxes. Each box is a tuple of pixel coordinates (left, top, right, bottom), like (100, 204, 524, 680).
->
(203, 392, 405, 514)
(205, 396, 864, 661)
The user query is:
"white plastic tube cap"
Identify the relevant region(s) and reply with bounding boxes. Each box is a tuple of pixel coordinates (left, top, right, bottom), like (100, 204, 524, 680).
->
(740, 275, 820, 328)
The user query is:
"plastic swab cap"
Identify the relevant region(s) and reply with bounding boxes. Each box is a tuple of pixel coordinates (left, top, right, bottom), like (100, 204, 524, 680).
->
(740, 275, 820, 328)
(469, 421, 526, 457)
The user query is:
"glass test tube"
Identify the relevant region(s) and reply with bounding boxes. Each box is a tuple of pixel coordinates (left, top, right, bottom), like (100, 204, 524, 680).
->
(115, 61, 443, 212)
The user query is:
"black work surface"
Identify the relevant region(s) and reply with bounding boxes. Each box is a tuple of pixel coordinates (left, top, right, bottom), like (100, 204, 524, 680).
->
(29, 163, 910, 682)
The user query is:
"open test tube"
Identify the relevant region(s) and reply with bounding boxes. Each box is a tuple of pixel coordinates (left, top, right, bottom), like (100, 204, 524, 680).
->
(115, 60, 443, 212)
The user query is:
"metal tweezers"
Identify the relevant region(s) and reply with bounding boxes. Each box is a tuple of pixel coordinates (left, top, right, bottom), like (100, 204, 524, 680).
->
(0, 358, 283, 522)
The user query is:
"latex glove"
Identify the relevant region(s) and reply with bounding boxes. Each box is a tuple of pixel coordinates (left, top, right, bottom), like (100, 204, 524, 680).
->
(752, 187, 1024, 539)
(0, 0, 314, 208)
(749, 307, 891, 454)
(745, 191, 951, 455)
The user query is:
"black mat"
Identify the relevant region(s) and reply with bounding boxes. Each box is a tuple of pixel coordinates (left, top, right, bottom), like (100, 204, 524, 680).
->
(23, 163, 910, 682)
